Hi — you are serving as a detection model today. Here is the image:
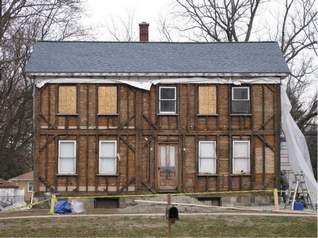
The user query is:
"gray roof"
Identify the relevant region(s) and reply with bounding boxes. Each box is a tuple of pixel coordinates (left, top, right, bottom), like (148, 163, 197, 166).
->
(26, 41, 289, 75)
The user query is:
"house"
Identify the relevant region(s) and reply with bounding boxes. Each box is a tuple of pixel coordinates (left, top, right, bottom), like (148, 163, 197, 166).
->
(0, 179, 24, 209)
(26, 23, 289, 204)
(9, 171, 34, 202)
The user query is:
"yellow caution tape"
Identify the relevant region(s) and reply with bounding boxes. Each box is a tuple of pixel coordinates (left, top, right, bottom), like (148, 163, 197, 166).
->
(57, 189, 277, 200)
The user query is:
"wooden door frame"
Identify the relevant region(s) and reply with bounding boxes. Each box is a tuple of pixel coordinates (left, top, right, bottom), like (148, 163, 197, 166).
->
(156, 143, 179, 191)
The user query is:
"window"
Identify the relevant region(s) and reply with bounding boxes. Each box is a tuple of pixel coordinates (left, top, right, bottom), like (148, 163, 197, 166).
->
(27, 182, 33, 192)
(99, 140, 117, 175)
(231, 87, 250, 114)
(159, 87, 176, 114)
(159, 145, 176, 171)
(199, 141, 217, 174)
(232, 140, 250, 174)
(98, 86, 117, 114)
(198, 86, 217, 114)
(58, 86, 77, 114)
(58, 140, 76, 175)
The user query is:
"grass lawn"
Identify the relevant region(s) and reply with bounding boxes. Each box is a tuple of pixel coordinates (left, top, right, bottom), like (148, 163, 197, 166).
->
(0, 215, 317, 237)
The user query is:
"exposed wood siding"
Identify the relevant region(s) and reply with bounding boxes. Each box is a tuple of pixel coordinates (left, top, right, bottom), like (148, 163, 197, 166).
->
(34, 82, 280, 195)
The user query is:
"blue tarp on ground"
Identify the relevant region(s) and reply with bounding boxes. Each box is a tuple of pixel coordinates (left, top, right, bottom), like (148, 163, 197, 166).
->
(55, 200, 72, 214)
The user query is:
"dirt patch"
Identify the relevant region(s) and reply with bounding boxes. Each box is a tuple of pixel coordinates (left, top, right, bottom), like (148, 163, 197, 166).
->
(120, 195, 219, 213)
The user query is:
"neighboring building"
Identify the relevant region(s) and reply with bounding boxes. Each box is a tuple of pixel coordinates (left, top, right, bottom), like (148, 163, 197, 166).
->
(0, 179, 24, 209)
(9, 171, 33, 202)
(26, 23, 289, 203)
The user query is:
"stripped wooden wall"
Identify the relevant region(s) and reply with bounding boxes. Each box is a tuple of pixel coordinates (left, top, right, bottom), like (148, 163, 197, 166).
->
(33, 82, 281, 195)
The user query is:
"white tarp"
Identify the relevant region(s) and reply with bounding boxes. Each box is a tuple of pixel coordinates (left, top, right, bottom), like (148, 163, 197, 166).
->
(35, 77, 281, 90)
(281, 84, 318, 206)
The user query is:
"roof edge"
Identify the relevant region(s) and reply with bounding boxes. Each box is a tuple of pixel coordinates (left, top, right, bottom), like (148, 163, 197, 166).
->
(26, 72, 289, 78)
(35, 40, 280, 44)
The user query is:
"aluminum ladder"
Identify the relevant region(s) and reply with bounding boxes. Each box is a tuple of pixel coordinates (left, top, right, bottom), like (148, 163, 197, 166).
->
(286, 172, 313, 209)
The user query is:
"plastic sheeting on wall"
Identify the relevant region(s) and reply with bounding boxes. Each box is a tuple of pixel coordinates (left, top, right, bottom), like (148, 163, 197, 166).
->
(281, 84, 318, 206)
(35, 77, 281, 90)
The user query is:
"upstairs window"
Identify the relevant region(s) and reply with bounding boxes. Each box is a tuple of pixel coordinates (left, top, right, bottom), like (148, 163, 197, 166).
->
(58, 86, 77, 114)
(198, 86, 217, 114)
(199, 141, 217, 174)
(232, 140, 250, 174)
(58, 140, 76, 175)
(98, 86, 117, 115)
(159, 87, 176, 114)
(231, 87, 250, 114)
(99, 140, 117, 175)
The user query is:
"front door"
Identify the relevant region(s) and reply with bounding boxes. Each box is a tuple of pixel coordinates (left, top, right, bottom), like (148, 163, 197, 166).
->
(158, 144, 178, 191)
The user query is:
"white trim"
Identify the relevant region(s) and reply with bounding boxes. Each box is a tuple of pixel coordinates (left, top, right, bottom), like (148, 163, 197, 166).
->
(232, 87, 250, 101)
(58, 140, 77, 175)
(232, 140, 251, 175)
(98, 140, 117, 175)
(159, 86, 177, 114)
(198, 141, 217, 174)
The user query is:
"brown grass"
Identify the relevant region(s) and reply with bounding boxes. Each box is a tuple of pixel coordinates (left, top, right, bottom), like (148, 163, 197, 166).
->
(0, 214, 317, 237)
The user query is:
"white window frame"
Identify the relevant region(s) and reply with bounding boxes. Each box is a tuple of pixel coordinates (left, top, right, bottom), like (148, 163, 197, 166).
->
(198, 141, 217, 175)
(232, 140, 251, 175)
(58, 140, 77, 175)
(98, 140, 117, 175)
(159, 86, 177, 114)
(232, 87, 250, 101)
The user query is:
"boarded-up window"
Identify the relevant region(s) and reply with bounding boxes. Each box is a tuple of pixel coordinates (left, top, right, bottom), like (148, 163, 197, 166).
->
(58, 86, 77, 114)
(198, 86, 216, 114)
(98, 86, 117, 114)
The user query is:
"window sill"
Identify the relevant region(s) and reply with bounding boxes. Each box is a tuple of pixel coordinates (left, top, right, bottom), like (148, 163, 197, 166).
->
(197, 113, 219, 117)
(230, 113, 252, 116)
(198, 173, 218, 177)
(56, 174, 78, 177)
(97, 113, 118, 116)
(157, 113, 179, 116)
(56, 113, 79, 116)
(96, 174, 119, 177)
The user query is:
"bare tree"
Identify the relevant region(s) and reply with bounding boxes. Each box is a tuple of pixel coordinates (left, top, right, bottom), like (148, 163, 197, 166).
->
(0, 0, 88, 179)
(106, 12, 137, 41)
(175, 0, 262, 41)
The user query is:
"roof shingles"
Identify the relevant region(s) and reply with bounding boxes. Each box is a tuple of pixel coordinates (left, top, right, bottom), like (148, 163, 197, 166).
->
(26, 41, 289, 74)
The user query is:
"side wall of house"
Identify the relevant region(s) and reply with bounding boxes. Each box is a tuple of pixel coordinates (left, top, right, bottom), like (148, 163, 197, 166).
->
(33, 83, 281, 195)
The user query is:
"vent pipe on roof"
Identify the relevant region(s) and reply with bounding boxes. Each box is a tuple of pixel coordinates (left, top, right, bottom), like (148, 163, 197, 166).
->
(139, 22, 149, 42)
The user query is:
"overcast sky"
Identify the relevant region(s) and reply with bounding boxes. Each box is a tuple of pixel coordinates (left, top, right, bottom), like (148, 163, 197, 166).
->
(82, 0, 175, 41)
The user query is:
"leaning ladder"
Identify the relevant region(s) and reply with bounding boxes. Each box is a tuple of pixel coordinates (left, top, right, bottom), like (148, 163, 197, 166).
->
(287, 172, 313, 209)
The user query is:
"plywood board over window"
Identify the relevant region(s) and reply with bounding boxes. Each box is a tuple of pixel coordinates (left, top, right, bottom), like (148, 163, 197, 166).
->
(98, 86, 117, 114)
(198, 86, 216, 114)
(58, 86, 77, 114)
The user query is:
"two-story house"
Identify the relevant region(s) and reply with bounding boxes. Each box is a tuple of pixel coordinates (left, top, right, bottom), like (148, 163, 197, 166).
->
(26, 23, 289, 204)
